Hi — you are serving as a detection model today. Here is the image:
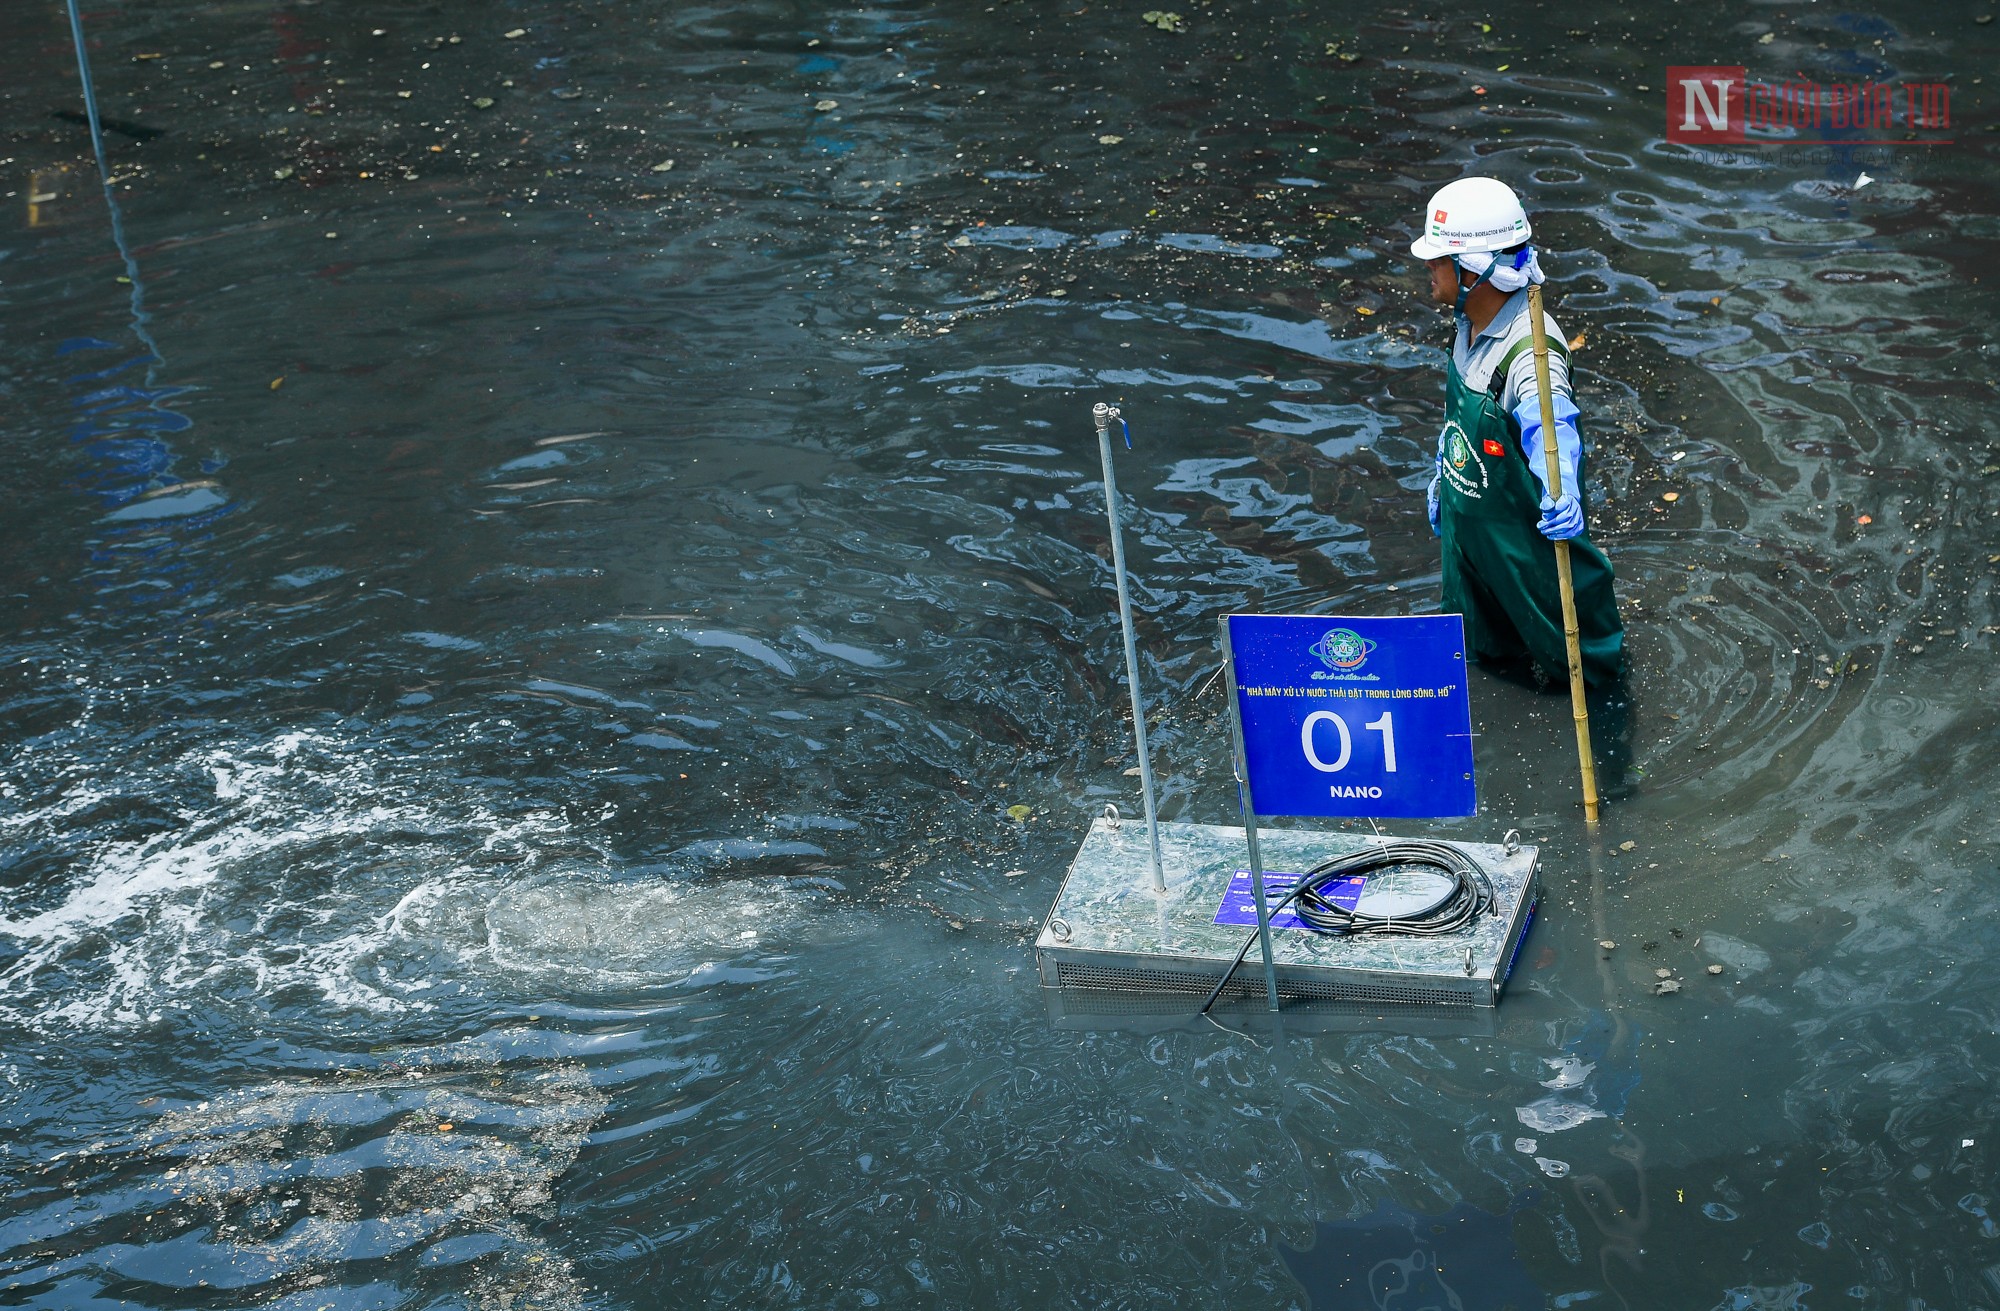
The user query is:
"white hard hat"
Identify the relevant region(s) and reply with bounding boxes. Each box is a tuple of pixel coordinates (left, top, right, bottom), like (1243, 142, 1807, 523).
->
(1408, 177, 1531, 259)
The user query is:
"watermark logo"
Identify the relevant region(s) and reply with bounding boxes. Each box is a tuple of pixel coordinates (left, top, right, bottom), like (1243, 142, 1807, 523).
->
(1311, 628, 1376, 674)
(1668, 65, 1744, 143)
(1667, 65, 1950, 147)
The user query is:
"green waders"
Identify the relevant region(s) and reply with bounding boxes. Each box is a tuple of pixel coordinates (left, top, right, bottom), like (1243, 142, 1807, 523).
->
(1437, 342, 1624, 687)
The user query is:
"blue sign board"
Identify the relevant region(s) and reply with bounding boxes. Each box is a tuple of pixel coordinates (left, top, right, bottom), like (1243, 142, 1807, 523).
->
(1224, 614, 1476, 818)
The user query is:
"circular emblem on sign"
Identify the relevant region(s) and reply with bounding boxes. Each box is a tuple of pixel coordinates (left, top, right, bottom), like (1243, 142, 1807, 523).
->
(1311, 627, 1376, 672)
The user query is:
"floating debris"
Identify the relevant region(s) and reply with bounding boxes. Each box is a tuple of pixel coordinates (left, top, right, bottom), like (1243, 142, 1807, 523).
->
(1516, 1097, 1605, 1133)
(1702, 932, 1772, 974)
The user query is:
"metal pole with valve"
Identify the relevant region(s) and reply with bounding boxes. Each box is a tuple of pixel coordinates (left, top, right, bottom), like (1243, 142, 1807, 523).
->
(1092, 403, 1166, 893)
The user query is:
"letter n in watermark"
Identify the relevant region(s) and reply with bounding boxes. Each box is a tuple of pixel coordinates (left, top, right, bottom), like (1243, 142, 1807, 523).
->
(1666, 65, 1747, 144)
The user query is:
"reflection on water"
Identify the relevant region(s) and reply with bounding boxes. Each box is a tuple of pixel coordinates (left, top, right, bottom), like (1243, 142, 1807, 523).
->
(1280, 1198, 1547, 1311)
(2, 0, 1998, 1307)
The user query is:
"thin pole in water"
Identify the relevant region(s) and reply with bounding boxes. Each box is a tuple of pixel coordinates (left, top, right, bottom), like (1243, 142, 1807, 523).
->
(1092, 403, 1166, 893)
(62, 0, 111, 182)
(62, 0, 164, 375)
(1219, 617, 1281, 1012)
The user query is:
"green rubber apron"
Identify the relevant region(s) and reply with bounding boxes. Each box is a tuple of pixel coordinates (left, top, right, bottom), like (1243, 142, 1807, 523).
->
(1436, 338, 1624, 687)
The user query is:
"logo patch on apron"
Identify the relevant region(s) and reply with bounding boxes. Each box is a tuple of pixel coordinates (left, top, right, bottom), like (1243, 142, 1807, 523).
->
(1439, 420, 1488, 499)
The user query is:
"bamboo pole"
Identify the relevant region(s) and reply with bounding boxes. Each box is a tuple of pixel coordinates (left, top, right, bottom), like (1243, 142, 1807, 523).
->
(1525, 284, 1601, 824)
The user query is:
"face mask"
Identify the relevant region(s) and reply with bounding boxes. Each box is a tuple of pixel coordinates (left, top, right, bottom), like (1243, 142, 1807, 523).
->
(1454, 246, 1545, 300)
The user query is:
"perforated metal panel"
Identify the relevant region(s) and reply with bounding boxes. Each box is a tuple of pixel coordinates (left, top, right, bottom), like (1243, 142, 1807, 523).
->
(1040, 983, 1503, 1036)
(1050, 959, 1468, 1006)
(1034, 820, 1538, 1014)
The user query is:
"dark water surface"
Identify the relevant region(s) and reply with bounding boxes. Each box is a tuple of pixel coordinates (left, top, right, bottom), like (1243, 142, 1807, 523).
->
(3, 0, 1998, 1306)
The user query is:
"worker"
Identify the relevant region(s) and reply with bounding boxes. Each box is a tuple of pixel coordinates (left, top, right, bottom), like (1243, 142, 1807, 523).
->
(1408, 177, 1624, 687)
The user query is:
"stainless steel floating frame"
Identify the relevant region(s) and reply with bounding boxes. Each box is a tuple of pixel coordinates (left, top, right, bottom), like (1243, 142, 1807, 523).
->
(1035, 819, 1539, 1010)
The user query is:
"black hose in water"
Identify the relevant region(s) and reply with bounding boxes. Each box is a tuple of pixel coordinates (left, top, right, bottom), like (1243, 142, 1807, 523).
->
(1197, 840, 1495, 1015)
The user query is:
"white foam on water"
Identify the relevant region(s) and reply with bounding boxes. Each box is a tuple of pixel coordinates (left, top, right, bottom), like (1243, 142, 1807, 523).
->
(0, 726, 834, 1033)
(0, 730, 489, 1029)
(476, 878, 814, 991)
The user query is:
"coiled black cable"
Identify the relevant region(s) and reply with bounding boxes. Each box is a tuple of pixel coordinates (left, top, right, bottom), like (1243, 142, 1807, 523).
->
(1198, 840, 1495, 1014)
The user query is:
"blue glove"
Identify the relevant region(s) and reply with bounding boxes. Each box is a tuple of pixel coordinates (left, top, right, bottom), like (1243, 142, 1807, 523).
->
(1426, 469, 1441, 536)
(1511, 392, 1583, 508)
(1537, 493, 1585, 541)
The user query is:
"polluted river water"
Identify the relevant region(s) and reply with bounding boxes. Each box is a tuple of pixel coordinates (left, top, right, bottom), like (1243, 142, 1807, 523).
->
(1, 0, 1997, 1307)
